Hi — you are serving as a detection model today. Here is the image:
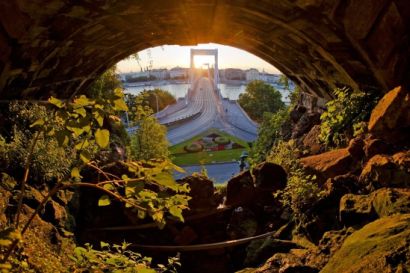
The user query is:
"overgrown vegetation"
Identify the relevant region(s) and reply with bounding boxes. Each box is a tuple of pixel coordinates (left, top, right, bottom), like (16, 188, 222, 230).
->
(0, 102, 78, 184)
(125, 89, 176, 115)
(71, 242, 180, 273)
(0, 69, 189, 272)
(268, 141, 323, 224)
(128, 94, 170, 161)
(238, 80, 285, 122)
(319, 88, 379, 147)
(249, 109, 289, 164)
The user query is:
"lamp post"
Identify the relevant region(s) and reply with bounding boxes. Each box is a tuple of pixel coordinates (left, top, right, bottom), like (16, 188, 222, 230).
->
(153, 93, 159, 113)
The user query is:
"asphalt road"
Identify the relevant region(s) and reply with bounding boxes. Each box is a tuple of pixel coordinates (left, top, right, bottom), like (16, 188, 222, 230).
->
(154, 77, 258, 145)
(173, 162, 243, 184)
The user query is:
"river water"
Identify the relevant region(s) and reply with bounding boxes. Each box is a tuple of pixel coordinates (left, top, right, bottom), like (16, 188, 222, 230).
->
(124, 82, 291, 102)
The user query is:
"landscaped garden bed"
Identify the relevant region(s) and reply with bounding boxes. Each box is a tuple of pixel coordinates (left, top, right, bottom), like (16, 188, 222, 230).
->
(170, 129, 250, 165)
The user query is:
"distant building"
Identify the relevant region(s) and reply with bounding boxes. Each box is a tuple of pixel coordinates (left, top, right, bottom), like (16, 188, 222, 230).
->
(223, 68, 245, 80)
(260, 73, 280, 83)
(245, 68, 260, 82)
(170, 67, 189, 79)
(150, 69, 169, 80)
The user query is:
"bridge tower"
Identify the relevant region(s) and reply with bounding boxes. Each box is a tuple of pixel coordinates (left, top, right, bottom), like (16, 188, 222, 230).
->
(190, 49, 219, 93)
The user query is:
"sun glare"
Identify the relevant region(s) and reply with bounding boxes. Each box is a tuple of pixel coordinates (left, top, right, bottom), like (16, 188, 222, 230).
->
(116, 43, 281, 74)
(193, 55, 215, 69)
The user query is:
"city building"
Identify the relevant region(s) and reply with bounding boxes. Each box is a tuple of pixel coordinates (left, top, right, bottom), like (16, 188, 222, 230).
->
(245, 68, 260, 82)
(170, 67, 189, 79)
(223, 68, 245, 80)
(150, 69, 169, 80)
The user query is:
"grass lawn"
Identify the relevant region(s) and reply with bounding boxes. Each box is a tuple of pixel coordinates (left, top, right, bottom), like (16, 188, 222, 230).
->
(169, 128, 250, 165)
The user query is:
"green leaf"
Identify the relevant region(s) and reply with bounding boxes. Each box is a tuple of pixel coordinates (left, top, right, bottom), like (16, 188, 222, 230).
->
(71, 167, 82, 179)
(75, 139, 89, 150)
(56, 130, 70, 147)
(152, 172, 177, 190)
(103, 184, 115, 191)
(137, 210, 146, 219)
(73, 107, 87, 118)
(170, 163, 185, 174)
(152, 211, 164, 223)
(98, 195, 111, 206)
(30, 118, 44, 128)
(113, 98, 129, 111)
(80, 150, 91, 163)
(66, 124, 84, 137)
(74, 95, 94, 107)
(125, 181, 144, 198)
(49, 97, 64, 108)
(95, 129, 110, 148)
(93, 110, 104, 127)
(169, 206, 184, 222)
(100, 241, 110, 249)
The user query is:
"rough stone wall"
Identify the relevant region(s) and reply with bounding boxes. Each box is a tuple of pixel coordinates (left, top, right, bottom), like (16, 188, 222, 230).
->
(0, 0, 409, 99)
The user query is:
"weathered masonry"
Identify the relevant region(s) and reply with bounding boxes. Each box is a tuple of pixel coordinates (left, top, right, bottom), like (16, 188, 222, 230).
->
(0, 0, 409, 99)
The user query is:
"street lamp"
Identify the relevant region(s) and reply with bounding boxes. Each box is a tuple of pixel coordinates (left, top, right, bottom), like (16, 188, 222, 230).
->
(153, 93, 159, 113)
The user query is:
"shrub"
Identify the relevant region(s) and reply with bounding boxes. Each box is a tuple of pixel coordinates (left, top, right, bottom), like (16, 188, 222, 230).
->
(71, 241, 180, 273)
(184, 143, 203, 153)
(214, 136, 230, 145)
(319, 88, 379, 147)
(250, 109, 289, 164)
(268, 141, 324, 222)
(238, 80, 285, 122)
(0, 102, 76, 183)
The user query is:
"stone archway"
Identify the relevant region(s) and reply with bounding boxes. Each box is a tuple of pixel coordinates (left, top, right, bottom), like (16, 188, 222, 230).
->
(0, 0, 409, 99)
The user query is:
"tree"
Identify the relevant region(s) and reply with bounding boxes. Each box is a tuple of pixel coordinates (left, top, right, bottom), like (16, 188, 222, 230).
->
(125, 89, 176, 124)
(238, 80, 285, 122)
(250, 109, 289, 164)
(86, 66, 122, 99)
(129, 98, 170, 161)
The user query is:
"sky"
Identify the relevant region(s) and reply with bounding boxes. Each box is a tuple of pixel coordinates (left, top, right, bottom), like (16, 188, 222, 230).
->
(116, 43, 281, 74)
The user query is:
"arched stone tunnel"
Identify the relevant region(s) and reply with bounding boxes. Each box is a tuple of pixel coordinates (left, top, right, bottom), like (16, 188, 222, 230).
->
(0, 0, 409, 100)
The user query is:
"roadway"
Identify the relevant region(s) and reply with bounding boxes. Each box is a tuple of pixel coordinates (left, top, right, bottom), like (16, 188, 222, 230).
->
(173, 162, 240, 184)
(154, 77, 258, 145)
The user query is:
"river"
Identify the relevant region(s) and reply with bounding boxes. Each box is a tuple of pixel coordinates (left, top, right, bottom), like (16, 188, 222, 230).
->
(124, 82, 291, 102)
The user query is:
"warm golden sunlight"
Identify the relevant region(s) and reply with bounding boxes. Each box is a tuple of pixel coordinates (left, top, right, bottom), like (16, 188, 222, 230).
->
(116, 43, 281, 74)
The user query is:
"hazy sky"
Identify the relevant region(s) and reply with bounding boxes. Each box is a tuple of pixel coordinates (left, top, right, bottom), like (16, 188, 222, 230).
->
(116, 43, 281, 74)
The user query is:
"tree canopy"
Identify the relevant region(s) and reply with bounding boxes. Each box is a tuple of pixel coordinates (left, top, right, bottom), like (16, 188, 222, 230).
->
(238, 80, 285, 122)
(250, 109, 289, 164)
(126, 89, 175, 115)
(129, 104, 170, 161)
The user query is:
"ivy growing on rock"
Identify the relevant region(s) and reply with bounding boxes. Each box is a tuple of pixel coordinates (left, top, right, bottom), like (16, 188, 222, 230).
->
(319, 88, 379, 147)
(268, 141, 324, 225)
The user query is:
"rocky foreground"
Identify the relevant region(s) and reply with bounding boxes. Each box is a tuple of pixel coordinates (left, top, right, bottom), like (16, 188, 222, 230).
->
(1, 87, 409, 273)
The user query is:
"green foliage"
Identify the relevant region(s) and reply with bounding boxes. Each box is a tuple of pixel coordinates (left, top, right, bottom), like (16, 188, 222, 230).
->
(0, 102, 75, 183)
(288, 86, 301, 107)
(0, 68, 190, 269)
(125, 89, 176, 118)
(0, 228, 28, 273)
(128, 95, 170, 161)
(129, 116, 170, 161)
(238, 80, 285, 122)
(86, 66, 123, 100)
(119, 159, 190, 227)
(250, 109, 289, 164)
(268, 141, 324, 222)
(71, 242, 180, 273)
(319, 88, 379, 147)
(40, 90, 127, 165)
